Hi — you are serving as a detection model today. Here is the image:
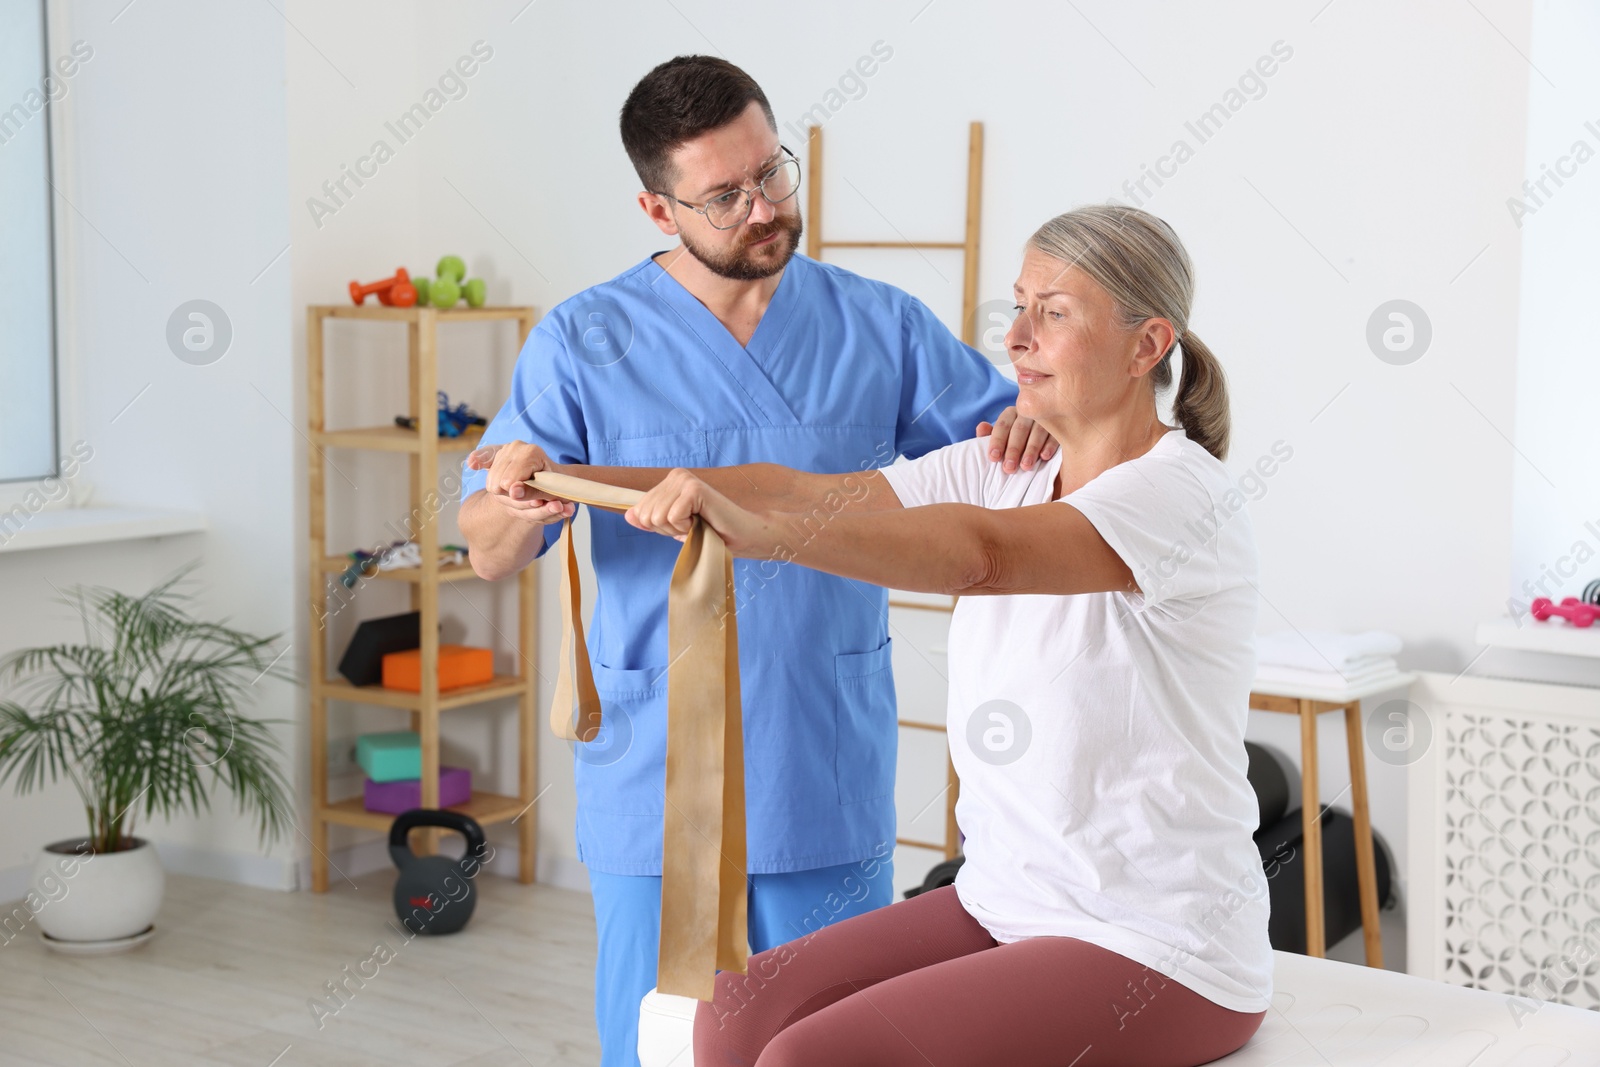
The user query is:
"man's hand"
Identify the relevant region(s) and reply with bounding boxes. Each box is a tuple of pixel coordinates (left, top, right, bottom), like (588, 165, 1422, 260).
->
(977, 406, 1058, 473)
(464, 442, 574, 525)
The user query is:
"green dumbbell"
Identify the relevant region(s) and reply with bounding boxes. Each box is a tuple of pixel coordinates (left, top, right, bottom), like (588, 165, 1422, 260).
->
(430, 277, 461, 307)
(436, 255, 466, 284)
(413, 276, 432, 307)
(463, 278, 486, 308)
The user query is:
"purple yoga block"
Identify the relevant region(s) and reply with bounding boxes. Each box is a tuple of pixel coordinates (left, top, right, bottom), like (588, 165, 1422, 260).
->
(363, 766, 472, 814)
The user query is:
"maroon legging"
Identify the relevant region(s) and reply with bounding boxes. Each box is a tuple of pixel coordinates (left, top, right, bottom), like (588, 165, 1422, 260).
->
(693, 885, 1264, 1067)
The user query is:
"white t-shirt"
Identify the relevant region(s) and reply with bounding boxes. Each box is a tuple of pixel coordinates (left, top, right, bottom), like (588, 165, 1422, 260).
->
(880, 429, 1272, 1014)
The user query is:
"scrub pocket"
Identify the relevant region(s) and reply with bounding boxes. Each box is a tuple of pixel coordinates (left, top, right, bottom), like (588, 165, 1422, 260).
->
(573, 660, 668, 815)
(601, 431, 711, 537)
(834, 638, 896, 804)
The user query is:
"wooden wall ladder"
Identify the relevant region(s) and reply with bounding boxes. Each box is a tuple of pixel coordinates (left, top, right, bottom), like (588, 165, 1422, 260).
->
(804, 121, 985, 346)
(803, 122, 986, 865)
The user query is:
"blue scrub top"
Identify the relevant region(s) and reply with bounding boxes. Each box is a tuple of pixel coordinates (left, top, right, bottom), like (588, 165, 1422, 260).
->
(460, 252, 1017, 875)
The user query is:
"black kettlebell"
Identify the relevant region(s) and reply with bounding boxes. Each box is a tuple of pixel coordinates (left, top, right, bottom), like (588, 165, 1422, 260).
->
(388, 809, 487, 935)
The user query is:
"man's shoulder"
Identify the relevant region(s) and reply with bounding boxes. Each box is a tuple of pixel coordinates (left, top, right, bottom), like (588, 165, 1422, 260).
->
(539, 257, 659, 328)
(792, 254, 911, 310)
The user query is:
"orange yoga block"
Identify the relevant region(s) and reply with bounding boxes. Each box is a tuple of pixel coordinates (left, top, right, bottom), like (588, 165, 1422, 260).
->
(382, 644, 494, 692)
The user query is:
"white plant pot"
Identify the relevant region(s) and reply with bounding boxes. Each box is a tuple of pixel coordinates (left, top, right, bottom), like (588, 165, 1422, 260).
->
(29, 836, 164, 948)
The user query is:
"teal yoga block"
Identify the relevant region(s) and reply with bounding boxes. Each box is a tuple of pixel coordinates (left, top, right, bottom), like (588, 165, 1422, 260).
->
(356, 731, 421, 783)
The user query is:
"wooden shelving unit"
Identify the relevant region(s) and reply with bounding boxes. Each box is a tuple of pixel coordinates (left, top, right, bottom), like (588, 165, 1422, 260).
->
(305, 303, 539, 892)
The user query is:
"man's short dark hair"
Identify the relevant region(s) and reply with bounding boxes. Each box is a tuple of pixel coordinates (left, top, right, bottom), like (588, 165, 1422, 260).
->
(620, 55, 776, 194)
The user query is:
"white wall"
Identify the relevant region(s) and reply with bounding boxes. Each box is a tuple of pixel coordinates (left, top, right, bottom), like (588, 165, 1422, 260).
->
(376, 0, 1539, 917)
(1, 1, 1551, 939)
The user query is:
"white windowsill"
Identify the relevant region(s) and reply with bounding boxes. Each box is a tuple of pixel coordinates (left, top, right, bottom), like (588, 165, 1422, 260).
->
(0, 507, 207, 554)
(1475, 618, 1600, 660)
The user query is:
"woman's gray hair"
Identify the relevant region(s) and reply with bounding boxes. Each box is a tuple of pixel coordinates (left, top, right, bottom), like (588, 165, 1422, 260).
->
(1027, 204, 1231, 461)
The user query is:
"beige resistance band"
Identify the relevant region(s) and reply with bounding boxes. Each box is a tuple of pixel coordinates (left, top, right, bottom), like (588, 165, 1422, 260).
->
(529, 470, 749, 1001)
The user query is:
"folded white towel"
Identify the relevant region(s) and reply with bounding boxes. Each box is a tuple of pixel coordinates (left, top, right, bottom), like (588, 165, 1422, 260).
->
(1254, 660, 1401, 690)
(1255, 629, 1403, 673)
(1258, 656, 1398, 681)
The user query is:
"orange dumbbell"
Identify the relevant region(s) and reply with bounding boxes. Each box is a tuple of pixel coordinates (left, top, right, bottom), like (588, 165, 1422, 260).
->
(349, 268, 417, 307)
(386, 279, 418, 307)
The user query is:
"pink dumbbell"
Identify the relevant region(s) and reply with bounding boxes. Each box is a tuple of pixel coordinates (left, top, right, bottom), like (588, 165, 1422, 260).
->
(1530, 597, 1600, 627)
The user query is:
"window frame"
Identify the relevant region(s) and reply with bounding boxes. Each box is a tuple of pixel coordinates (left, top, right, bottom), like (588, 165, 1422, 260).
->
(0, 0, 67, 508)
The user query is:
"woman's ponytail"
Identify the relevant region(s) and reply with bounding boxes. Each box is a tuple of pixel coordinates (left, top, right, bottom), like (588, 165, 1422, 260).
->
(1171, 329, 1230, 462)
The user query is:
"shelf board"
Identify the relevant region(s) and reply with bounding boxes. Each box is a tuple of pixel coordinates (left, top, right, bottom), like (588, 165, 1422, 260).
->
(319, 674, 531, 711)
(320, 789, 529, 832)
(321, 555, 479, 584)
(313, 304, 534, 324)
(1476, 618, 1600, 659)
(313, 425, 484, 453)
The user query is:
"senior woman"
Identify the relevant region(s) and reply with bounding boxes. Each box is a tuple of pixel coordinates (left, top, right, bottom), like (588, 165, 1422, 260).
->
(520, 204, 1270, 1066)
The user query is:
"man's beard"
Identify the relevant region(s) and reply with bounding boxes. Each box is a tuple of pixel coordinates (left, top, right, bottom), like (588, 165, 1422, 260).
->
(679, 211, 804, 281)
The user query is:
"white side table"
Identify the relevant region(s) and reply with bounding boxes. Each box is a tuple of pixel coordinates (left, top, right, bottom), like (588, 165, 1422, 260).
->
(1249, 671, 1415, 966)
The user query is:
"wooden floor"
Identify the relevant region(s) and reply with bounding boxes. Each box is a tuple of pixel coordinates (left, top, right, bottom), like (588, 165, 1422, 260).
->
(0, 871, 603, 1066)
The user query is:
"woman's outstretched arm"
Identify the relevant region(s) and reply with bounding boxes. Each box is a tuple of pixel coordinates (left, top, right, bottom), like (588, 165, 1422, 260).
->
(465, 443, 904, 515)
(625, 469, 1138, 599)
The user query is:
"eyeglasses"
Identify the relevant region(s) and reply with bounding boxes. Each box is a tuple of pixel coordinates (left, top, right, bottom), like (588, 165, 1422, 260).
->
(652, 146, 802, 230)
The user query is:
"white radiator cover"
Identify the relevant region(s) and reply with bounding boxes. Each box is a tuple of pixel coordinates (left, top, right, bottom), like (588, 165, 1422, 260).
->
(1408, 671, 1600, 1012)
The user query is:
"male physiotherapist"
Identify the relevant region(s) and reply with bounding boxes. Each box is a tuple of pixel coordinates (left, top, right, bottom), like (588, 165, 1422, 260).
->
(459, 55, 1054, 1067)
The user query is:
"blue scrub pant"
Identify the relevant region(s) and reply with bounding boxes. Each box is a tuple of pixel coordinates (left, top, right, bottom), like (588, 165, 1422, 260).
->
(587, 857, 896, 1067)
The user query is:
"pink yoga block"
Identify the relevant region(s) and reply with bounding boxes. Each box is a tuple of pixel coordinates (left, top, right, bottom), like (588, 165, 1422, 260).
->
(363, 766, 472, 814)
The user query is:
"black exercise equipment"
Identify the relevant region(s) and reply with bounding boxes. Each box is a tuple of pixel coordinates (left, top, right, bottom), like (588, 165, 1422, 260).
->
(388, 808, 489, 935)
(1245, 740, 1291, 830)
(338, 610, 421, 686)
(1254, 805, 1392, 955)
(903, 855, 964, 898)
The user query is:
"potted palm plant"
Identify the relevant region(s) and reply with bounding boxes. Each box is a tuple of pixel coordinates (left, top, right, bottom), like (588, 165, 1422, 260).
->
(0, 565, 295, 953)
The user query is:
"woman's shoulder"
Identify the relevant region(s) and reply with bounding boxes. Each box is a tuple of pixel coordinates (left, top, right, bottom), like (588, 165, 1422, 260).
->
(890, 434, 993, 480)
(1155, 431, 1262, 571)
(1135, 429, 1235, 498)
(1074, 429, 1210, 500)
(883, 435, 1059, 509)
(1072, 428, 1255, 548)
